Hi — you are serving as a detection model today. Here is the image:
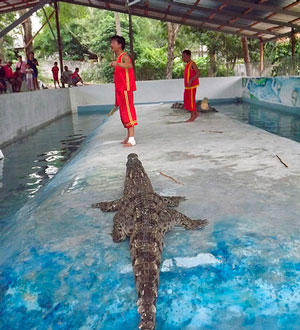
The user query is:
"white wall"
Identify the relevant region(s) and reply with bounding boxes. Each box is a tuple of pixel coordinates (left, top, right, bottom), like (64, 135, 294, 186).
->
(0, 77, 242, 146)
(0, 88, 71, 146)
(70, 77, 242, 111)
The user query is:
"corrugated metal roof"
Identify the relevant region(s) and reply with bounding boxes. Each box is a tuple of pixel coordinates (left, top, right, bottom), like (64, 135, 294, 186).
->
(0, 0, 299, 42)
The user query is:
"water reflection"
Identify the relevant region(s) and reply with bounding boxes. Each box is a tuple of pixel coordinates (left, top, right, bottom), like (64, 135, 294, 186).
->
(0, 113, 106, 223)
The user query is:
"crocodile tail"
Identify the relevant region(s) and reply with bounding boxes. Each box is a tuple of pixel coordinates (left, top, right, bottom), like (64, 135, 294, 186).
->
(130, 233, 163, 330)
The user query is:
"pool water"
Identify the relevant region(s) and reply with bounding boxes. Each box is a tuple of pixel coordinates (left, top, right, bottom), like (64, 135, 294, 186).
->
(216, 102, 300, 143)
(0, 113, 106, 226)
(1, 103, 300, 330)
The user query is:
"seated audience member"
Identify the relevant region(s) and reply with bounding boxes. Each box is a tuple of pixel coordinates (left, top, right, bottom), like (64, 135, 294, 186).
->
(72, 67, 84, 86)
(3, 61, 13, 84)
(12, 67, 23, 92)
(61, 66, 73, 88)
(0, 59, 7, 93)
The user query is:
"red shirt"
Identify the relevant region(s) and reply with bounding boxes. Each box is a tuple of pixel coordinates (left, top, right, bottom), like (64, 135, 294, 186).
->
(3, 65, 13, 79)
(114, 52, 136, 92)
(72, 71, 80, 79)
(12, 71, 22, 79)
(52, 66, 59, 78)
(184, 61, 199, 89)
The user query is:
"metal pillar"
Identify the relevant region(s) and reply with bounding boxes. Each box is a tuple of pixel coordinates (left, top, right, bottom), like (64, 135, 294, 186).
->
(259, 38, 264, 76)
(54, 0, 64, 77)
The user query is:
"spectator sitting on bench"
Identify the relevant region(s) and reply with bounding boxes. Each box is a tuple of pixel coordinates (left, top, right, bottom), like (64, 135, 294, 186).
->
(0, 59, 7, 93)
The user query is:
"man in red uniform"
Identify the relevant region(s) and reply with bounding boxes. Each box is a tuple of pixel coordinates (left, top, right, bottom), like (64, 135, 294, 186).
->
(182, 50, 200, 122)
(110, 35, 137, 147)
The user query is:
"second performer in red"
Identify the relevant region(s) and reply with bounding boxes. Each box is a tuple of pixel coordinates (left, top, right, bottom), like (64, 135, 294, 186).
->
(182, 50, 200, 122)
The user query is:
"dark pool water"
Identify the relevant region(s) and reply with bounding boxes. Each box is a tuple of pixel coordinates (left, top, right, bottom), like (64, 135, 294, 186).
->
(0, 113, 106, 224)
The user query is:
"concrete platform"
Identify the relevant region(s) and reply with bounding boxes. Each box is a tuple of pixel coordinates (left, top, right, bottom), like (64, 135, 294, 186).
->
(1, 103, 300, 329)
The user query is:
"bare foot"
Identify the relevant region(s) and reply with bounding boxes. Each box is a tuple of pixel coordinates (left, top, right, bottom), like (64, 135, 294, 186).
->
(123, 142, 135, 147)
(121, 138, 129, 144)
(185, 112, 199, 122)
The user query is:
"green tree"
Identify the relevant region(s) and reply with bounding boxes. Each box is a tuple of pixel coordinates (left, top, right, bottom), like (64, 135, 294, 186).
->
(0, 12, 17, 61)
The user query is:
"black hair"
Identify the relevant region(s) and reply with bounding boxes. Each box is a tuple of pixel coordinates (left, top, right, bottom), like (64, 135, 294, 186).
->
(182, 49, 191, 56)
(75, 67, 79, 71)
(54, 61, 58, 65)
(111, 35, 125, 50)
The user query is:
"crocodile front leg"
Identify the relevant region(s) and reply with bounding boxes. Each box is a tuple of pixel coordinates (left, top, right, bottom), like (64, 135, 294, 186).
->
(160, 196, 186, 207)
(91, 199, 122, 212)
(112, 210, 135, 242)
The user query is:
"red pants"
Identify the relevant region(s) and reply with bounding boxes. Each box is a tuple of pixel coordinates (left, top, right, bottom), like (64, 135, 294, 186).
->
(116, 91, 138, 128)
(184, 88, 197, 112)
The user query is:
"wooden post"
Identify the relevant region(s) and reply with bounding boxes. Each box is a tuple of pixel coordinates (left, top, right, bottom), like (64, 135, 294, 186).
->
(43, 7, 57, 42)
(259, 38, 264, 76)
(114, 12, 122, 36)
(291, 28, 296, 57)
(54, 0, 64, 78)
(241, 36, 251, 76)
(128, 10, 135, 69)
(291, 28, 296, 74)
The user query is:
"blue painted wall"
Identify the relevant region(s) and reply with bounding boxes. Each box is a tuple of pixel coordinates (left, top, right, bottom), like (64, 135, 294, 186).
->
(242, 77, 300, 111)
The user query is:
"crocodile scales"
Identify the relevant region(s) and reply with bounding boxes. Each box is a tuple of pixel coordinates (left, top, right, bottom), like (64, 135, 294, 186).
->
(92, 153, 208, 330)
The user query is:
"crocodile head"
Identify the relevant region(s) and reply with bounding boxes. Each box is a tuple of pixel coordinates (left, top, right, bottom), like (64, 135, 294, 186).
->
(123, 153, 154, 197)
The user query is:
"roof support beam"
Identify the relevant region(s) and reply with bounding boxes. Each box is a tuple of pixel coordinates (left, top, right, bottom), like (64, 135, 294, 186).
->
(0, 0, 51, 38)
(130, 3, 281, 36)
(149, 0, 300, 30)
(60, 0, 265, 40)
(214, 0, 300, 18)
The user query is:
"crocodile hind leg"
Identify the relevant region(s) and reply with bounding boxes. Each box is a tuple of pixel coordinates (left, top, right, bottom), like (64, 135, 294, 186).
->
(172, 209, 208, 229)
(160, 196, 186, 207)
(159, 208, 208, 233)
(91, 199, 122, 212)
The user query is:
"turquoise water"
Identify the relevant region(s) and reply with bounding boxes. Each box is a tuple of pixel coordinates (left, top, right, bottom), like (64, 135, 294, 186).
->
(0, 113, 106, 227)
(216, 102, 300, 143)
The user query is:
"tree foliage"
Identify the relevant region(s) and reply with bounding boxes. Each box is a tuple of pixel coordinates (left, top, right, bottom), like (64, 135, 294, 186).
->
(0, 12, 17, 61)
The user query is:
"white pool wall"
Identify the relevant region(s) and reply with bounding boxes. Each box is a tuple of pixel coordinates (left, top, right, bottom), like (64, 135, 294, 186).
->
(69, 77, 242, 112)
(0, 88, 72, 147)
(0, 77, 242, 146)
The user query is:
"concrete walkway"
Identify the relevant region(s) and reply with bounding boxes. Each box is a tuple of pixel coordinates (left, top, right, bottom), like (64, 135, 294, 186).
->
(1, 103, 300, 329)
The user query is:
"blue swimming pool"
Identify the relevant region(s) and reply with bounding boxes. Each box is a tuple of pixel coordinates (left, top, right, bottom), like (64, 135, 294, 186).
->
(0, 113, 107, 227)
(216, 102, 300, 143)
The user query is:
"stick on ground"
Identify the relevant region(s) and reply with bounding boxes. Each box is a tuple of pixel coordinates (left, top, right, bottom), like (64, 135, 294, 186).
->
(160, 172, 184, 185)
(276, 154, 288, 168)
(107, 106, 118, 116)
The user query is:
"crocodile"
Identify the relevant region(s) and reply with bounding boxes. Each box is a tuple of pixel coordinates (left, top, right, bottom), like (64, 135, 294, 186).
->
(92, 153, 208, 330)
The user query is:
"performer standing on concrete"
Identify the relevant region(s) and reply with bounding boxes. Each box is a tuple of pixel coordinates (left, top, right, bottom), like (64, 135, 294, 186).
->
(182, 50, 200, 122)
(110, 35, 137, 147)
